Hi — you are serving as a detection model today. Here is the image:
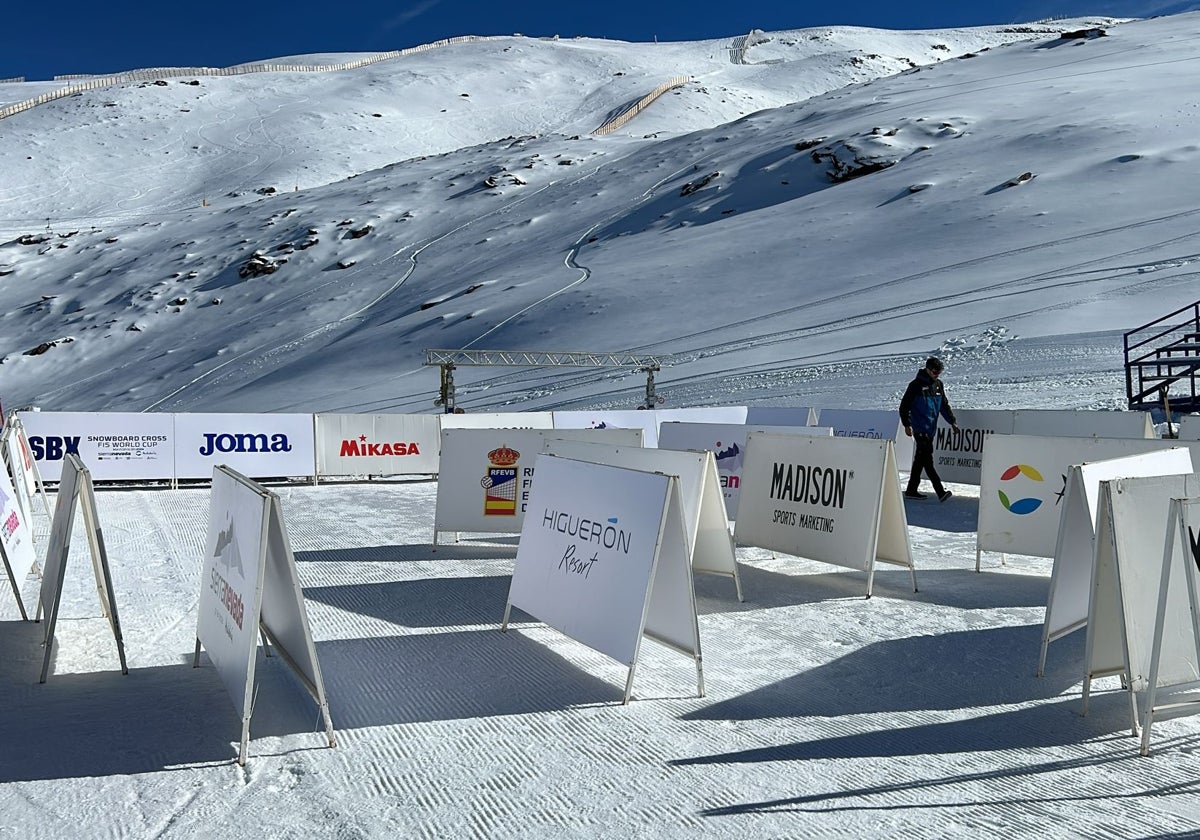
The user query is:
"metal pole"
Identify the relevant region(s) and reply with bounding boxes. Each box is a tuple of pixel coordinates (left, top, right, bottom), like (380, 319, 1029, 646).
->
(438, 363, 456, 414)
(1161, 384, 1175, 438)
(643, 365, 658, 410)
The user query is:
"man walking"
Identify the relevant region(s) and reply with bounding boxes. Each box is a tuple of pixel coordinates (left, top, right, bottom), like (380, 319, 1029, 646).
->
(899, 356, 959, 501)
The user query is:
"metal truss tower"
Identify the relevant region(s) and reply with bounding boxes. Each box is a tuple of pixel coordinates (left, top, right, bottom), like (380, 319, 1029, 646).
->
(424, 349, 671, 413)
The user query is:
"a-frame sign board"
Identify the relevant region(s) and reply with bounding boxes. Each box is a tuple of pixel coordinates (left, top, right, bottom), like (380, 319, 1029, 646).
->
(194, 466, 336, 765)
(1038, 449, 1193, 676)
(734, 433, 916, 598)
(0, 452, 38, 620)
(1140, 498, 1200, 755)
(2, 412, 54, 527)
(36, 454, 129, 683)
(543, 438, 744, 601)
(1081, 473, 1200, 735)
(502, 454, 703, 704)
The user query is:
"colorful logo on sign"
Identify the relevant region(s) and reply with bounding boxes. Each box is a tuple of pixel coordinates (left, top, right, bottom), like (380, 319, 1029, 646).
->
(999, 463, 1044, 515)
(481, 444, 520, 516)
(210, 517, 245, 629)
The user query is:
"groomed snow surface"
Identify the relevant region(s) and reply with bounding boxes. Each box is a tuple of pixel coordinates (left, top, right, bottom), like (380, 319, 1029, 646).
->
(3, 476, 1198, 838)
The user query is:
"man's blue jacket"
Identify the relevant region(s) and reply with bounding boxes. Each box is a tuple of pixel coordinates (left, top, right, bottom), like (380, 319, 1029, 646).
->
(899, 368, 956, 437)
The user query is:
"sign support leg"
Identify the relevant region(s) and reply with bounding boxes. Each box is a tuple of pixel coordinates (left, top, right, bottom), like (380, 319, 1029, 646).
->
(1, 545, 29, 621)
(1037, 627, 1051, 678)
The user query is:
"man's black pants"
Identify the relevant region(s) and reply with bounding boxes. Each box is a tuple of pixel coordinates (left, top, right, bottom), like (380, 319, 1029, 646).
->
(906, 433, 946, 496)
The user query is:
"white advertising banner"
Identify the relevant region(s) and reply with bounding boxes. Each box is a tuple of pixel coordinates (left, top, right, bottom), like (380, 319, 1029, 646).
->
(440, 411, 554, 430)
(544, 439, 742, 599)
(977, 434, 1200, 561)
(1140, 498, 1200, 754)
(434, 427, 643, 540)
(0, 461, 37, 619)
(734, 432, 915, 597)
(37, 454, 128, 683)
(1038, 449, 1194, 675)
(1012, 409, 1153, 440)
(195, 466, 336, 764)
(552, 410, 660, 447)
(931, 409, 1016, 486)
(657, 422, 832, 520)
(315, 413, 440, 477)
(1083, 475, 1200, 734)
(654, 406, 749, 429)
(174, 413, 315, 480)
(744, 407, 815, 427)
(814, 409, 913, 468)
(1179, 415, 1200, 441)
(18, 411, 174, 481)
(504, 455, 701, 702)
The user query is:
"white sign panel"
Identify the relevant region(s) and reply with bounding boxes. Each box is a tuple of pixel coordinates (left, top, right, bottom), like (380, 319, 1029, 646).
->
(0, 461, 37, 618)
(434, 427, 643, 539)
(37, 455, 128, 682)
(978, 434, 1200, 560)
(1038, 449, 1194, 674)
(440, 411, 554, 430)
(505, 455, 701, 701)
(745, 407, 815, 427)
(1082, 475, 1200, 734)
(1179, 415, 1200, 441)
(197, 467, 268, 721)
(1013, 409, 1153, 440)
(1141, 498, 1200, 754)
(18, 411, 175, 481)
(315, 413, 440, 477)
(814, 409, 913, 468)
(195, 466, 336, 764)
(259, 492, 336, 747)
(657, 421, 831, 520)
(931, 409, 1016, 486)
(174, 413, 315, 480)
(734, 432, 915, 596)
(544, 439, 742, 598)
(1085, 475, 1200, 689)
(552, 410, 660, 447)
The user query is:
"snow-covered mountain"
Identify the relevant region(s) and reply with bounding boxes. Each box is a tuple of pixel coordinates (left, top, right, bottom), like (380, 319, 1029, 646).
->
(0, 13, 1190, 416)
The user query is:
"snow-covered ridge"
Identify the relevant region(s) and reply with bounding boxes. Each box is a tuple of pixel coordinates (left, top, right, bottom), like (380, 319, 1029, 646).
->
(3, 14, 1192, 417)
(0, 35, 499, 121)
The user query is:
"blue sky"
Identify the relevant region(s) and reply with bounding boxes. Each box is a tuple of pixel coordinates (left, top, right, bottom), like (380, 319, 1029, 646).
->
(2, 0, 1192, 80)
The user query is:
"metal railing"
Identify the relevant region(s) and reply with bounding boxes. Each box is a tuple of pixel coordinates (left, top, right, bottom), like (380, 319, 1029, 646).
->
(1124, 299, 1200, 409)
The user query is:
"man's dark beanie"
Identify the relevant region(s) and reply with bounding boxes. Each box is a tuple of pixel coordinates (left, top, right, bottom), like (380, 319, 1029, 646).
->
(926, 357, 944, 372)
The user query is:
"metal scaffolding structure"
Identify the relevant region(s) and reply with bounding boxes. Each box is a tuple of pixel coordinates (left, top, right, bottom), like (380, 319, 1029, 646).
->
(424, 348, 671, 413)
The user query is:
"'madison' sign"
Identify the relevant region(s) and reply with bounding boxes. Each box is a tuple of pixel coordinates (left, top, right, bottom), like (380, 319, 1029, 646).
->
(735, 432, 915, 597)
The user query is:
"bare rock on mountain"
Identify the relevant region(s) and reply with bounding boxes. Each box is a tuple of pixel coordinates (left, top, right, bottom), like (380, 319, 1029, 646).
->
(239, 253, 285, 278)
(680, 172, 721, 196)
(811, 137, 900, 182)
